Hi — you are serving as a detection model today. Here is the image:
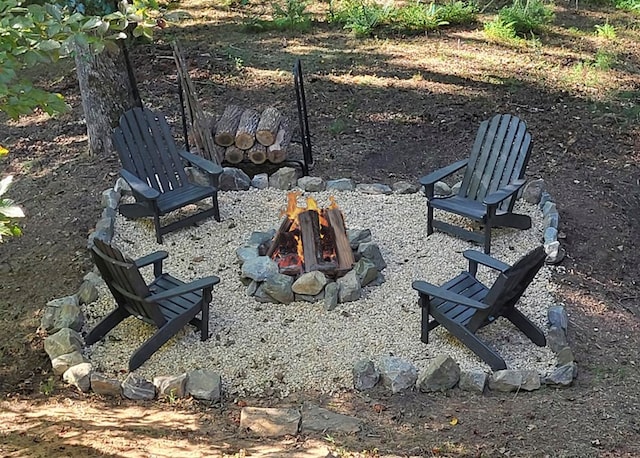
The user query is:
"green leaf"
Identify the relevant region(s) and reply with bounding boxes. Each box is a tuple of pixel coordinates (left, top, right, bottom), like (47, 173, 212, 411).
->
(0, 176, 13, 196)
(81, 17, 103, 30)
(45, 3, 63, 21)
(37, 39, 61, 51)
(0, 204, 25, 218)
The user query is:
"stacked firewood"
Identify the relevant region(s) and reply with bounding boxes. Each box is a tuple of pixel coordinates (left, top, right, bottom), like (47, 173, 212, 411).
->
(213, 105, 292, 165)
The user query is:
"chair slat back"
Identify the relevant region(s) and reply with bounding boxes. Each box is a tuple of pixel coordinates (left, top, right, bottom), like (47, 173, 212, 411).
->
(90, 239, 166, 327)
(460, 114, 532, 212)
(113, 107, 189, 194)
(482, 246, 546, 316)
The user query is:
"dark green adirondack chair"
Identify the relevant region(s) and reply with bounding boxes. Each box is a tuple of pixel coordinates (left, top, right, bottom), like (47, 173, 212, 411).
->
(420, 114, 533, 254)
(113, 107, 223, 244)
(412, 246, 547, 371)
(85, 238, 219, 371)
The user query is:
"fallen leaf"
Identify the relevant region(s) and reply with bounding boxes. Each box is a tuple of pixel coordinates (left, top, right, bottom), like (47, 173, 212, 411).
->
(372, 403, 386, 413)
(450, 417, 458, 426)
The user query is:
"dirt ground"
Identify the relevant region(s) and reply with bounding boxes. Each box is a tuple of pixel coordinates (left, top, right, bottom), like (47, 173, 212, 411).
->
(1, 1, 640, 456)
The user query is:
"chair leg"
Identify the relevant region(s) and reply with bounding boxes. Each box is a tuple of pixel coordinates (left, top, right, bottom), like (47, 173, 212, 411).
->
(441, 322, 507, 371)
(154, 213, 163, 244)
(419, 294, 431, 344)
(129, 323, 180, 371)
(200, 287, 212, 341)
(211, 194, 220, 222)
(427, 203, 434, 236)
(505, 308, 547, 347)
(85, 307, 129, 345)
(483, 223, 492, 254)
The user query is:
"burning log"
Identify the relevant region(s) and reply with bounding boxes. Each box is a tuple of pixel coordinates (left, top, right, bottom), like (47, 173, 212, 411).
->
(235, 108, 260, 150)
(256, 107, 282, 147)
(214, 104, 244, 147)
(267, 217, 294, 258)
(299, 210, 321, 272)
(325, 208, 355, 271)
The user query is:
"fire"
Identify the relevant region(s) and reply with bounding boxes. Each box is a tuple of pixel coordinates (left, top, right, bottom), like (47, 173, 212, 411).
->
(270, 191, 344, 275)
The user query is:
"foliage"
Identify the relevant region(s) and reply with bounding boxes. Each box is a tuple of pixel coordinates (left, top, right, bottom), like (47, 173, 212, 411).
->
(615, 0, 640, 12)
(0, 0, 177, 120)
(593, 49, 616, 70)
(272, 0, 312, 30)
(594, 22, 616, 39)
(0, 169, 25, 242)
(497, 0, 554, 36)
(334, 0, 393, 36)
(392, 2, 450, 33)
(483, 17, 519, 42)
(438, 0, 478, 25)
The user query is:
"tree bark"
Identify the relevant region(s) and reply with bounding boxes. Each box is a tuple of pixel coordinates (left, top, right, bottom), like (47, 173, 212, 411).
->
(74, 41, 141, 156)
(247, 142, 267, 164)
(267, 116, 292, 163)
(234, 108, 260, 150)
(214, 104, 244, 147)
(256, 107, 282, 146)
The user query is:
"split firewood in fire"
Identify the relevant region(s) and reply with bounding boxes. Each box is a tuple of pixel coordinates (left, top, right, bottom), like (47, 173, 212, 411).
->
(256, 107, 282, 147)
(234, 108, 260, 150)
(214, 104, 244, 146)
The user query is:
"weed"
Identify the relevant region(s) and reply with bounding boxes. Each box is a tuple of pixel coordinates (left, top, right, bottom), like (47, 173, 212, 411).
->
(594, 22, 617, 39)
(593, 49, 616, 70)
(40, 376, 55, 396)
(166, 388, 178, 404)
(392, 2, 449, 33)
(498, 0, 555, 36)
(616, 0, 640, 12)
(438, 0, 478, 25)
(329, 117, 348, 135)
(334, 0, 393, 37)
(271, 0, 312, 31)
(483, 17, 520, 42)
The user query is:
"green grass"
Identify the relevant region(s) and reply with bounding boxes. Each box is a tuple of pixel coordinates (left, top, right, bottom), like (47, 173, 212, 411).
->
(498, 0, 555, 36)
(594, 22, 617, 39)
(484, 17, 520, 42)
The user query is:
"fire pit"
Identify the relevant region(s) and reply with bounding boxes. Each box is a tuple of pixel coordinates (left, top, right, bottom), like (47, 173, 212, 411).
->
(237, 192, 387, 307)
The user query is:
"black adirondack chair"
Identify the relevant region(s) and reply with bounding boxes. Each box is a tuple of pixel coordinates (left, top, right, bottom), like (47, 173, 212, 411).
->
(420, 114, 533, 254)
(412, 246, 547, 371)
(113, 107, 223, 244)
(85, 238, 220, 371)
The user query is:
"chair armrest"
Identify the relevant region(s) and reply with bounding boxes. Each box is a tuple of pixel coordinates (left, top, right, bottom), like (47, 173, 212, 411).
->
(121, 169, 160, 200)
(147, 276, 221, 301)
(178, 150, 223, 177)
(412, 280, 490, 310)
(463, 250, 509, 276)
(134, 251, 169, 278)
(419, 159, 468, 187)
(483, 179, 526, 206)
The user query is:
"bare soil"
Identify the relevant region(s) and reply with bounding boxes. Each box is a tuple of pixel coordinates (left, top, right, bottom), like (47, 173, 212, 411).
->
(1, 1, 639, 456)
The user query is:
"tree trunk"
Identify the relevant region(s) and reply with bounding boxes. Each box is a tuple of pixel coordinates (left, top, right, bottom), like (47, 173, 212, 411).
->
(247, 142, 267, 164)
(267, 116, 292, 163)
(214, 104, 244, 147)
(256, 107, 282, 146)
(234, 108, 260, 150)
(75, 41, 141, 156)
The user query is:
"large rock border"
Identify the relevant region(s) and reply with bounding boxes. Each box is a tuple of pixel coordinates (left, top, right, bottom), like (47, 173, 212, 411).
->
(38, 171, 574, 418)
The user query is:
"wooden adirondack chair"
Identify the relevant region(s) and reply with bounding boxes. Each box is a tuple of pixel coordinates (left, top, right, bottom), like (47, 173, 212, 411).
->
(113, 107, 223, 244)
(412, 246, 547, 371)
(85, 238, 220, 371)
(420, 114, 533, 254)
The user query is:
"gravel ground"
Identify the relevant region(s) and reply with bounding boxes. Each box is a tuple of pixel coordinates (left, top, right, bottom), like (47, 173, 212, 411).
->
(83, 188, 558, 397)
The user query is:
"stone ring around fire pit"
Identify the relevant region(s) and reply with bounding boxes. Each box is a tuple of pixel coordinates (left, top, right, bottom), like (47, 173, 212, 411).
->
(238, 192, 387, 308)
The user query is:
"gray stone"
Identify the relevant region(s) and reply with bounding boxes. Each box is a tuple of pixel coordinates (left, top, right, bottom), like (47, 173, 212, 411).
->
(77, 280, 99, 305)
(186, 369, 222, 401)
(347, 228, 372, 249)
(62, 363, 92, 393)
(101, 189, 120, 209)
(90, 372, 122, 397)
(543, 226, 558, 244)
(301, 403, 362, 434)
(185, 166, 210, 187)
(248, 230, 275, 247)
(241, 256, 279, 282)
(240, 407, 301, 437)
(545, 363, 576, 387)
(543, 211, 559, 229)
(548, 305, 568, 331)
(114, 177, 131, 195)
(102, 206, 117, 219)
(262, 273, 295, 304)
(353, 258, 378, 287)
(458, 370, 488, 393)
(246, 280, 259, 296)
(44, 328, 83, 360)
(416, 355, 460, 392)
(294, 291, 324, 303)
(369, 272, 386, 286)
(556, 346, 575, 366)
(357, 242, 387, 271)
(297, 176, 325, 192)
(41, 295, 84, 333)
(251, 173, 269, 189)
(392, 181, 420, 194)
(95, 215, 115, 236)
(83, 270, 103, 287)
(292, 271, 327, 296)
(545, 241, 565, 264)
(122, 374, 156, 400)
(154, 373, 188, 398)
(324, 282, 339, 311)
(539, 191, 552, 209)
(379, 356, 418, 393)
(451, 181, 462, 195)
(326, 178, 355, 192)
(489, 370, 541, 392)
(51, 351, 87, 376)
(219, 167, 251, 191)
(522, 179, 545, 204)
(353, 359, 380, 390)
(547, 325, 568, 353)
(254, 284, 276, 303)
(236, 246, 259, 264)
(337, 270, 361, 303)
(542, 201, 557, 217)
(356, 183, 393, 195)
(269, 167, 298, 190)
(433, 181, 452, 196)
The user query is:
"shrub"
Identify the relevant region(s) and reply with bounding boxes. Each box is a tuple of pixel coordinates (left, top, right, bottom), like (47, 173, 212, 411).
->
(616, 0, 640, 12)
(498, 0, 554, 36)
(392, 2, 449, 33)
(271, 0, 312, 31)
(335, 0, 393, 37)
(594, 22, 616, 39)
(483, 17, 519, 41)
(438, 0, 478, 25)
